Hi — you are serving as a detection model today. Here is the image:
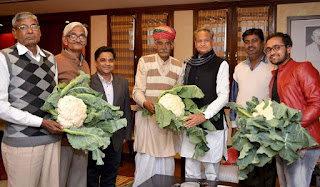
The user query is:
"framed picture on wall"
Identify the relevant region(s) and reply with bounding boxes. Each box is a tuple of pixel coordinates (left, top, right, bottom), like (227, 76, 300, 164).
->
(288, 15, 320, 72)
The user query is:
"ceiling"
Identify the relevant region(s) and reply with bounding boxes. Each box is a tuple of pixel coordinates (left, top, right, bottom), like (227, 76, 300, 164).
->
(0, 0, 239, 16)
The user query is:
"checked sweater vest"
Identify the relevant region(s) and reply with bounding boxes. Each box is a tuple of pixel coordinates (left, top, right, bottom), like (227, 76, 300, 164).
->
(1, 45, 61, 147)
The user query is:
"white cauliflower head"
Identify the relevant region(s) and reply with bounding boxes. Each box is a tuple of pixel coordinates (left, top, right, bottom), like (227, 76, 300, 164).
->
(252, 100, 274, 120)
(57, 95, 87, 128)
(158, 93, 185, 117)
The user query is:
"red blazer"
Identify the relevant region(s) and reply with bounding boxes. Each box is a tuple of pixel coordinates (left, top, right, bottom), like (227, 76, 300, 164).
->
(269, 58, 320, 148)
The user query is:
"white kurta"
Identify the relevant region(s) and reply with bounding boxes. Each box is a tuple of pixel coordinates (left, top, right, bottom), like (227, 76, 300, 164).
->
(180, 119, 228, 163)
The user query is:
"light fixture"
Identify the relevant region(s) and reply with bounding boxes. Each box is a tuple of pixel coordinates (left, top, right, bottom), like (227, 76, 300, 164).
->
(65, 21, 70, 24)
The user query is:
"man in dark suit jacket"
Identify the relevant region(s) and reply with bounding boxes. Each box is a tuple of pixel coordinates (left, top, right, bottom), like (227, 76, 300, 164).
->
(87, 46, 132, 187)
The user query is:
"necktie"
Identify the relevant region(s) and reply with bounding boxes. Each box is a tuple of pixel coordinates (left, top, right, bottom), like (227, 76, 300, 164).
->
(272, 69, 280, 103)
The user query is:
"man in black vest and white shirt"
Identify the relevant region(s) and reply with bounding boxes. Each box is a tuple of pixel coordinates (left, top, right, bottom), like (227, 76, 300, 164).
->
(0, 12, 63, 187)
(181, 27, 229, 181)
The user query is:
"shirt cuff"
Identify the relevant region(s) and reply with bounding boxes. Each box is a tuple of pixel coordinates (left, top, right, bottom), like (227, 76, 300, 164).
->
(231, 120, 237, 128)
(203, 111, 211, 120)
(30, 116, 43, 127)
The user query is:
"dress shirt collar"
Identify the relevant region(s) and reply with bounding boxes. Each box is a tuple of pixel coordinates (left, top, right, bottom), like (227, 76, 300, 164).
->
(97, 73, 113, 84)
(246, 53, 268, 70)
(16, 42, 45, 58)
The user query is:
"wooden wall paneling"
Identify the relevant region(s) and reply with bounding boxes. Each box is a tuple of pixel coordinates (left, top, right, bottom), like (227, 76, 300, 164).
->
(38, 22, 64, 55)
(269, 3, 277, 34)
(228, 6, 238, 83)
(134, 13, 142, 75)
(0, 0, 316, 80)
(192, 10, 198, 54)
(107, 14, 112, 47)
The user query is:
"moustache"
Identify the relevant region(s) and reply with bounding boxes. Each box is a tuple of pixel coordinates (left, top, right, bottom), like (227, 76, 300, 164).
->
(159, 49, 170, 53)
(71, 41, 85, 45)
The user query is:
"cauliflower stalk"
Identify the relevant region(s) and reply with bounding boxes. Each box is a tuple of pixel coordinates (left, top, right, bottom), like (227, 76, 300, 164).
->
(158, 93, 185, 117)
(57, 95, 87, 128)
(143, 85, 220, 159)
(252, 99, 275, 120)
(227, 97, 318, 180)
(43, 71, 127, 166)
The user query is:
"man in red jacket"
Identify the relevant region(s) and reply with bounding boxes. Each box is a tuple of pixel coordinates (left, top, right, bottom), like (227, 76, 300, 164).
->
(266, 32, 320, 187)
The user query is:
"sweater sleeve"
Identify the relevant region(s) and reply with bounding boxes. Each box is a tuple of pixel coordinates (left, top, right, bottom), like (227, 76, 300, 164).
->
(0, 53, 43, 127)
(132, 58, 147, 108)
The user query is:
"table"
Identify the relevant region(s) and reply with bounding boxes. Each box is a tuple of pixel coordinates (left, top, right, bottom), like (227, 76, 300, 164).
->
(139, 174, 218, 187)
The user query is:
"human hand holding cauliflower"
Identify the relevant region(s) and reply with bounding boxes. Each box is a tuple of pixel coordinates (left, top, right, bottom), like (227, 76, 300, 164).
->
(43, 71, 127, 165)
(142, 84, 220, 158)
(143, 101, 155, 114)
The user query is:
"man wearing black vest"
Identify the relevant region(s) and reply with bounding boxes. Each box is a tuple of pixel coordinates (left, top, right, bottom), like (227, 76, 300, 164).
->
(0, 12, 63, 187)
(180, 27, 229, 181)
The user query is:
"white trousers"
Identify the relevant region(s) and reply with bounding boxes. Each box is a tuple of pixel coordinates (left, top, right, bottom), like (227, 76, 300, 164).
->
(59, 146, 88, 187)
(2, 141, 61, 187)
(185, 158, 220, 181)
(133, 153, 175, 187)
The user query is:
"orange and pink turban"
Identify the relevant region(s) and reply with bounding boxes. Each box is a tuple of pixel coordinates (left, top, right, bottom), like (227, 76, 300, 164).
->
(153, 26, 176, 41)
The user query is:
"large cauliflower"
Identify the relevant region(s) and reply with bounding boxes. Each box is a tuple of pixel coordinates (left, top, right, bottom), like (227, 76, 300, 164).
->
(158, 93, 185, 117)
(252, 100, 274, 120)
(57, 95, 87, 128)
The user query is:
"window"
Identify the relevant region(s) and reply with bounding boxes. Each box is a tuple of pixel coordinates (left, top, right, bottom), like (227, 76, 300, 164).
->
(197, 9, 228, 58)
(141, 13, 168, 56)
(237, 6, 269, 63)
(110, 15, 135, 97)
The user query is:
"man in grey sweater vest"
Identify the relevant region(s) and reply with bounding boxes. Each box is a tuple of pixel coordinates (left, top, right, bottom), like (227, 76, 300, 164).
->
(0, 12, 63, 187)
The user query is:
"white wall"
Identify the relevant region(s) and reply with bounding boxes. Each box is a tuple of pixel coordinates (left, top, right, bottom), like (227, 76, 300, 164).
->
(173, 10, 194, 62)
(90, 15, 108, 74)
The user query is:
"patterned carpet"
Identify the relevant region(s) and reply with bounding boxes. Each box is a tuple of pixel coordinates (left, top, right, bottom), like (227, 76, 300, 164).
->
(116, 175, 134, 186)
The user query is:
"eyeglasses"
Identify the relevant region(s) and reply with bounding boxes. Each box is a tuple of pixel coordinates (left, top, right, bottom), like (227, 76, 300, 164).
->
(67, 34, 87, 41)
(16, 24, 40, 31)
(264, 45, 286, 54)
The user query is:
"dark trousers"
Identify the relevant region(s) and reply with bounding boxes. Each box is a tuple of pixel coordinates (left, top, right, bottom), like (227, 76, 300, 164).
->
(87, 142, 122, 187)
(239, 158, 277, 187)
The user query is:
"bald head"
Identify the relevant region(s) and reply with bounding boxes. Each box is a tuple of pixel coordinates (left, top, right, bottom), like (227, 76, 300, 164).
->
(312, 28, 320, 46)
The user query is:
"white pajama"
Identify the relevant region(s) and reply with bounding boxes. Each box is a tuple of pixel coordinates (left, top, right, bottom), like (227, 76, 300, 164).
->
(185, 158, 220, 181)
(180, 119, 228, 181)
(132, 153, 175, 187)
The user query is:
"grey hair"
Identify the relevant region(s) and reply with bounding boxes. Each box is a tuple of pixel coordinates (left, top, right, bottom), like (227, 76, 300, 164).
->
(63, 22, 88, 37)
(12, 12, 39, 28)
(194, 26, 214, 40)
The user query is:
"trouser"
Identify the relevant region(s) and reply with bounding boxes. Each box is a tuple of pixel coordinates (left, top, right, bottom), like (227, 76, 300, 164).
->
(239, 158, 277, 187)
(276, 148, 320, 187)
(1, 141, 61, 187)
(87, 143, 122, 187)
(185, 158, 220, 181)
(133, 153, 175, 187)
(59, 145, 88, 187)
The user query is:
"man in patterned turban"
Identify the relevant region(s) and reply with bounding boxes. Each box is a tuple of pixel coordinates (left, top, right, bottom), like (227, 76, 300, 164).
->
(153, 25, 176, 41)
(132, 25, 184, 186)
